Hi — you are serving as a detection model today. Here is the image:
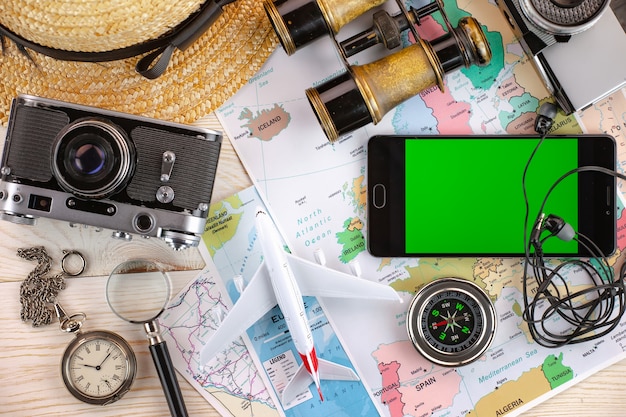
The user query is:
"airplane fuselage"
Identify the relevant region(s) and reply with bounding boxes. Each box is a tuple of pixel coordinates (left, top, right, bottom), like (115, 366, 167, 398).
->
(257, 210, 316, 356)
(256, 210, 322, 398)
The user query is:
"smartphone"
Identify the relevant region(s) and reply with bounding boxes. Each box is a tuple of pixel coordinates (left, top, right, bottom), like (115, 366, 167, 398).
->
(367, 135, 616, 257)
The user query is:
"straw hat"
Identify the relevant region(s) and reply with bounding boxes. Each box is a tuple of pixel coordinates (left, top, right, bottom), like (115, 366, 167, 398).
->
(0, 0, 278, 125)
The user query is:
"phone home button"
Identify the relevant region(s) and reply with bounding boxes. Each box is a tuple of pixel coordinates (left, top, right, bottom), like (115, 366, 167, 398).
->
(372, 184, 386, 208)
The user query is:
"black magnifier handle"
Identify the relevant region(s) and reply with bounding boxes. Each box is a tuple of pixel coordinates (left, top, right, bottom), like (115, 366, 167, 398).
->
(145, 322, 189, 417)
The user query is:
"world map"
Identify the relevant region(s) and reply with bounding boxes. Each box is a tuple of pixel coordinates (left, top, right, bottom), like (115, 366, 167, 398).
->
(161, 184, 626, 417)
(161, 0, 626, 415)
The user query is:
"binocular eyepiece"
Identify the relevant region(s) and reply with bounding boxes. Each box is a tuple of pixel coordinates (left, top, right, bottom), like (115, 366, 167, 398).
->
(263, 0, 493, 142)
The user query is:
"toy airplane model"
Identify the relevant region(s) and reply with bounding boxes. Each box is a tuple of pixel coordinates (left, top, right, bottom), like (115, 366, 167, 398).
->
(200, 207, 401, 405)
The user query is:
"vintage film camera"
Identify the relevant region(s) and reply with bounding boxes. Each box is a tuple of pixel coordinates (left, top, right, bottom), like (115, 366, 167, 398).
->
(264, 0, 493, 142)
(497, 0, 626, 113)
(0, 95, 222, 250)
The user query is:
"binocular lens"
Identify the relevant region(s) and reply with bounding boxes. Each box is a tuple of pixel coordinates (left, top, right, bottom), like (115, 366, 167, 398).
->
(306, 71, 374, 142)
(264, 0, 386, 55)
(264, 0, 329, 55)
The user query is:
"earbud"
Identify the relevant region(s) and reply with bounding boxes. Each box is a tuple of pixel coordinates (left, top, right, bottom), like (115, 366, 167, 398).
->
(530, 213, 546, 245)
(544, 214, 575, 242)
(534, 102, 557, 135)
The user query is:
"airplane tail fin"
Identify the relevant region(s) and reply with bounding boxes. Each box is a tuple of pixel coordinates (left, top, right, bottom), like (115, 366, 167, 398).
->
(281, 359, 360, 405)
(281, 363, 312, 405)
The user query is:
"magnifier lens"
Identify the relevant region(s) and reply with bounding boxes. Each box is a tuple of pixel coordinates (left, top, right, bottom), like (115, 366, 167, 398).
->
(106, 260, 170, 323)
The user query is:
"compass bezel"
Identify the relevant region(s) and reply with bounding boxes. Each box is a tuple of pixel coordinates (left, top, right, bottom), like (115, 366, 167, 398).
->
(406, 277, 497, 366)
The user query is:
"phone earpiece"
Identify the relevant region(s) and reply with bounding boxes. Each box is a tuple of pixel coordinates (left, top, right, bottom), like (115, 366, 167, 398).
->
(544, 214, 575, 242)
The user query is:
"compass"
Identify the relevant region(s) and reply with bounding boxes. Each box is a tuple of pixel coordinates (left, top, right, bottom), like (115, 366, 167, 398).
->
(406, 277, 496, 366)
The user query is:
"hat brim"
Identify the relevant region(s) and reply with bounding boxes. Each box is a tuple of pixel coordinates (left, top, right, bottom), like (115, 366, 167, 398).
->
(0, 0, 277, 125)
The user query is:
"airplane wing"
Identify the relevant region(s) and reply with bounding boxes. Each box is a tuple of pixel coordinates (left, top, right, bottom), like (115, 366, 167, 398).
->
(200, 262, 277, 364)
(286, 252, 402, 302)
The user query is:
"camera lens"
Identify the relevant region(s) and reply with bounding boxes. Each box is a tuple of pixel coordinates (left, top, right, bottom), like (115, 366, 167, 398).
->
(52, 119, 136, 199)
(71, 143, 107, 175)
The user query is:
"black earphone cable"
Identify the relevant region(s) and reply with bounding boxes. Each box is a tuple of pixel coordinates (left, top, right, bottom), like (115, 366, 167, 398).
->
(521, 109, 626, 348)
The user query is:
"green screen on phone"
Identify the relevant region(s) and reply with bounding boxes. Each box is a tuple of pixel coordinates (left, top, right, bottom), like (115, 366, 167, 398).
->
(404, 138, 579, 254)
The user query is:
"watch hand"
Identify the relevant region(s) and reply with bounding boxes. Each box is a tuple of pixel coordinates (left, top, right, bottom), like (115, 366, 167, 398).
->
(102, 379, 112, 390)
(81, 352, 112, 371)
(98, 352, 112, 368)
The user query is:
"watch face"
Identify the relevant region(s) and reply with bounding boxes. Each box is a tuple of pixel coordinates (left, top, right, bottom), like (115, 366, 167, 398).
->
(407, 278, 496, 367)
(62, 330, 136, 405)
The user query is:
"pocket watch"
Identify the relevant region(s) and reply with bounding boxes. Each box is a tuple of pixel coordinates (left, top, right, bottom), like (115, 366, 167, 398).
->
(56, 303, 138, 405)
(17, 247, 137, 405)
(61, 328, 137, 405)
(406, 277, 497, 367)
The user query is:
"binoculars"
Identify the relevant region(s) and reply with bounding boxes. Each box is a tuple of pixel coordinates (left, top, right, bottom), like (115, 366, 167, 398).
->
(263, 0, 492, 142)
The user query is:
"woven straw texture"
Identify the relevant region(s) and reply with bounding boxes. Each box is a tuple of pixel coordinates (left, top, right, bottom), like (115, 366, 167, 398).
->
(0, 0, 207, 52)
(0, 0, 278, 125)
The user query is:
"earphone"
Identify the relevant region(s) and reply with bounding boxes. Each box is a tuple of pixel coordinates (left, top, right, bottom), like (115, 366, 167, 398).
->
(521, 103, 626, 348)
(529, 213, 575, 245)
(533, 102, 557, 135)
(542, 214, 575, 242)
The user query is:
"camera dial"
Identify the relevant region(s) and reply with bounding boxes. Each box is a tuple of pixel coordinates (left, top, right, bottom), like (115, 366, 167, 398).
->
(519, 0, 609, 35)
(0, 211, 36, 226)
(550, 0, 584, 6)
(51, 118, 136, 199)
(161, 230, 201, 251)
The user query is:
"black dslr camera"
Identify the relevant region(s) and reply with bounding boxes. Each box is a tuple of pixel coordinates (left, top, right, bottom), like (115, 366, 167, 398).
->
(0, 95, 222, 250)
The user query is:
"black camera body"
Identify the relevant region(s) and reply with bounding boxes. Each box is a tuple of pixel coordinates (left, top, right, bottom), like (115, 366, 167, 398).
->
(0, 95, 222, 250)
(498, 0, 626, 113)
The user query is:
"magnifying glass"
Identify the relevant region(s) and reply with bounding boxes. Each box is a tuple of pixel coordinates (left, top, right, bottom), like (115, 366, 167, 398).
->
(106, 260, 188, 417)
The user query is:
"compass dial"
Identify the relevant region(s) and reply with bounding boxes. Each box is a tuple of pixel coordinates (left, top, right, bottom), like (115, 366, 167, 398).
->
(407, 277, 496, 366)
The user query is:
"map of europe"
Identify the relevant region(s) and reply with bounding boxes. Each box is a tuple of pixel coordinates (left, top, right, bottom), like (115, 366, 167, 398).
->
(160, 0, 626, 415)
(161, 184, 626, 417)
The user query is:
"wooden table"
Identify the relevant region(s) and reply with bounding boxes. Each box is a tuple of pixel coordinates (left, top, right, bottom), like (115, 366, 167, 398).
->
(2, 114, 626, 416)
